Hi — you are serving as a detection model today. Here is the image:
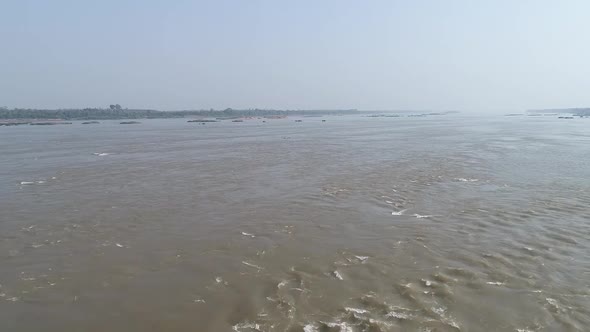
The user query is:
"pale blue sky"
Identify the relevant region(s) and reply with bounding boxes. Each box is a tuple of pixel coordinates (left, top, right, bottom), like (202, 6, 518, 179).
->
(1, 0, 589, 111)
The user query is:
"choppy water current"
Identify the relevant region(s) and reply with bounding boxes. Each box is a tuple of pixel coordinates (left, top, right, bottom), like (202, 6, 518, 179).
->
(1, 115, 589, 331)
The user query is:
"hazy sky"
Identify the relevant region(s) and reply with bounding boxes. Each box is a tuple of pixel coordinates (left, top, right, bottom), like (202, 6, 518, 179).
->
(1, 0, 589, 111)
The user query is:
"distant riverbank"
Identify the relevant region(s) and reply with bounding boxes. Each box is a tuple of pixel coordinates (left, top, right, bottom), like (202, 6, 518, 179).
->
(0, 108, 359, 121)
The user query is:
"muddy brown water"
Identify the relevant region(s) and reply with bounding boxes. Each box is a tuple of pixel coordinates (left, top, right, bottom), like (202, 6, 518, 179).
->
(1, 115, 589, 331)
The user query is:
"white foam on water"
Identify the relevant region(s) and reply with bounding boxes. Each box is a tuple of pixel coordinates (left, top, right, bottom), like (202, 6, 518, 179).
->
(20, 181, 35, 185)
(232, 322, 261, 331)
(240, 232, 256, 238)
(368, 318, 395, 329)
(355, 255, 369, 263)
(277, 280, 288, 288)
(215, 277, 225, 284)
(242, 261, 263, 270)
(115, 243, 124, 248)
(37, 181, 46, 184)
(413, 214, 432, 219)
(193, 299, 205, 303)
(386, 310, 410, 320)
(455, 178, 479, 182)
(517, 329, 534, 332)
(421, 279, 433, 287)
(546, 298, 559, 309)
(333, 270, 344, 280)
(6, 297, 19, 302)
(344, 307, 369, 315)
(486, 281, 505, 286)
(385, 200, 393, 204)
(432, 306, 460, 329)
(31, 244, 44, 248)
(93, 153, 110, 156)
(303, 324, 318, 332)
(322, 321, 353, 332)
(391, 209, 406, 216)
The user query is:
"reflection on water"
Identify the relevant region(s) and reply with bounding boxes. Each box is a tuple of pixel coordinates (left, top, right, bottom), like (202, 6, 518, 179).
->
(1, 116, 589, 331)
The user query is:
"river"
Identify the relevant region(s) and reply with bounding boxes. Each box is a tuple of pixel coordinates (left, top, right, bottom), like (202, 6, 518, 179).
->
(1, 115, 589, 331)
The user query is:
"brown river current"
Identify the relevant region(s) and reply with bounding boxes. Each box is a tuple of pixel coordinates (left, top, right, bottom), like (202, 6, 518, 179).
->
(1, 115, 589, 331)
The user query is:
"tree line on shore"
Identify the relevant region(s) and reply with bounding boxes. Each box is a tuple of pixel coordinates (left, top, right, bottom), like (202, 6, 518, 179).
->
(0, 107, 359, 120)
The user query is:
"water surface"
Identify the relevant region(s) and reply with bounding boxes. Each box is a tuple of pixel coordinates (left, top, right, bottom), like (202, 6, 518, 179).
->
(1, 115, 589, 331)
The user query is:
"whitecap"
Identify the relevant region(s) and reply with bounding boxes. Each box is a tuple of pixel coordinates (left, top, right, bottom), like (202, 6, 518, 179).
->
(432, 306, 460, 329)
(333, 270, 344, 280)
(413, 214, 432, 219)
(277, 280, 288, 288)
(386, 310, 410, 320)
(455, 178, 479, 182)
(322, 321, 353, 332)
(546, 298, 559, 309)
(486, 281, 505, 286)
(391, 209, 406, 216)
(355, 255, 369, 263)
(242, 261, 263, 270)
(232, 322, 261, 331)
(115, 243, 124, 248)
(240, 231, 256, 238)
(421, 279, 433, 287)
(20, 181, 35, 185)
(37, 181, 46, 184)
(303, 324, 318, 332)
(344, 307, 369, 315)
(368, 318, 395, 329)
(93, 152, 110, 156)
